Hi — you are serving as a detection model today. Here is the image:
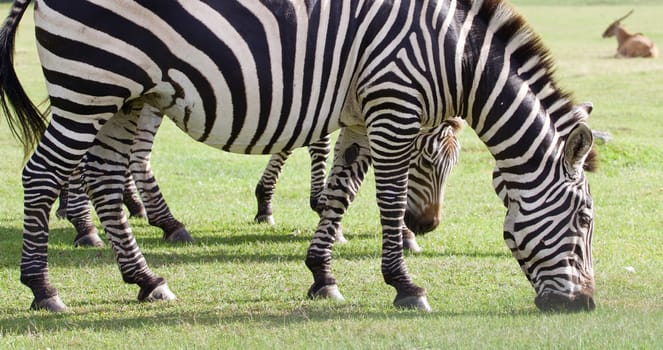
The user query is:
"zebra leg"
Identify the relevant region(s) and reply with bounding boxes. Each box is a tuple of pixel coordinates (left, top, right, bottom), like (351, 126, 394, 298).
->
(122, 173, 146, 219)
(368, 122, 430, 311)
(130, 106, 192, 243)
(402, 226, 423, 254)
(315, 129, 372, 245)
(305, 128, 372, 301)
(66, 163, 104, 247)
(254, 134, 331, 225)
(84, 108, 176, 303)
(20, 116, 105, 312)
(254, 150, 292, 225)
(307, 134, 332, 215)
(55, 182, 68, 219)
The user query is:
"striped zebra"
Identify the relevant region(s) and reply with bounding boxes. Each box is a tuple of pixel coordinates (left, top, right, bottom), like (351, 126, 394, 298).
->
(0, 0, 597, 312)
(58, 104, 460, 253)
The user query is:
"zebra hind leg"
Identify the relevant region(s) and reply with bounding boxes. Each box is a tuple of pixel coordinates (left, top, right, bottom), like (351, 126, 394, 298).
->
(19, 117, 107, 312)
(254, 134, 331, 228)
(304, 129, 373, 301)
(307, 135, 332, 215)
(123, 173, 146, 219)
(130, 106, 192, 243)
(67, 163, 104, 247)
(85, 109, 176, 303)
(56, 170, 105, 247)
(254, 150, 292, 225)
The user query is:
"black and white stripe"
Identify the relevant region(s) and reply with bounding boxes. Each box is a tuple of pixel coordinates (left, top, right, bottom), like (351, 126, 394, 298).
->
(1, 0, 596, 312)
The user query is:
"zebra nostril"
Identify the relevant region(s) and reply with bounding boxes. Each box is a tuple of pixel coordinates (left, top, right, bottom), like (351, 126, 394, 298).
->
(535, 291, 595, 312)
(404, 205, 441, 235)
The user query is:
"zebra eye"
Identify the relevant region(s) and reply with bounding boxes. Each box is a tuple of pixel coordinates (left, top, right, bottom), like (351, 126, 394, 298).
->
(578, 211, 592, 229)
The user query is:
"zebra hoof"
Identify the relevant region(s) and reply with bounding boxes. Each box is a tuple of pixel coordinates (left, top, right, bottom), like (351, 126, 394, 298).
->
(335, 231, 348, 245)
(73, 233, 104, 247)
(55, 208, 67, 220)
(308, 284, 345, 302)
(30, 295, 68, 312)
(164, 227, 194, 243)
(138, 282, 177, 302)
(403, 238, 423, 254)
(254, 214, 276, 225)
(394, 294, 432, 312)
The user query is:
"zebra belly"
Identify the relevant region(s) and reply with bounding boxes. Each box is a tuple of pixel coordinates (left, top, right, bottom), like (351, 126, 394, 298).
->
(153, 71, 348, 155)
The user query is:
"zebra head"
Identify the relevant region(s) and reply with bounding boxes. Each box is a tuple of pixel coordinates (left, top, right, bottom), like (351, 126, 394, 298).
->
(404, 118, 462, 234)
(494, 104, 597, 312)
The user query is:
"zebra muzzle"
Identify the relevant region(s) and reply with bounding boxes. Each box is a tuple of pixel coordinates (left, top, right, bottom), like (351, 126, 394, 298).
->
(534, 290, 595, 312)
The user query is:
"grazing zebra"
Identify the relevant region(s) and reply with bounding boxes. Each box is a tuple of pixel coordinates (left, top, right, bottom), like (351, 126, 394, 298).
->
(0, 0, 597, 313)
(58, 105, 461, 253)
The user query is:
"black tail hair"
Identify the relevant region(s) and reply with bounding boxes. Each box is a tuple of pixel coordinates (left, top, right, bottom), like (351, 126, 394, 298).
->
(0, 0, 47, 157)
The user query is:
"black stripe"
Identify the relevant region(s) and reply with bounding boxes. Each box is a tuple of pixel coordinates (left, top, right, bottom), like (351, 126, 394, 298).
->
(49, 97, 118, 117)
(35, 28, 153, 94)
(42, 69, 131, 100)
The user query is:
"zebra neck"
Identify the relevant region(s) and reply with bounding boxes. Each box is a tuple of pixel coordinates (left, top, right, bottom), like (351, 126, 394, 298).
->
(446, 0, 576, 185)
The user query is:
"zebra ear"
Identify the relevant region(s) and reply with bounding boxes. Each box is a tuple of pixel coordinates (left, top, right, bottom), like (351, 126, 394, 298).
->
(579, 102, 593, 115)
(564, 123, 593, 173)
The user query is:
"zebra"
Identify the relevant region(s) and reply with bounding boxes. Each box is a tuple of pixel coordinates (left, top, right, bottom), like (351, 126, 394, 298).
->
(57, 104, 461, 253)
(0, 0, 597, 313)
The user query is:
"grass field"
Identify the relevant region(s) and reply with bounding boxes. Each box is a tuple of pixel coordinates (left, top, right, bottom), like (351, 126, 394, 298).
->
(1, 1, 662, 349)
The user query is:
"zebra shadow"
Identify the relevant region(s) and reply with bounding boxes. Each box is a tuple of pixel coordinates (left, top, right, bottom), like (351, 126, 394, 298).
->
(0, 224, 392, 269)
(0, 301, 541, 336)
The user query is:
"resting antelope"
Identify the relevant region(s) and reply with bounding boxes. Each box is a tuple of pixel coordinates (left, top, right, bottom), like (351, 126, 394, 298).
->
(602, 10, 658, 58)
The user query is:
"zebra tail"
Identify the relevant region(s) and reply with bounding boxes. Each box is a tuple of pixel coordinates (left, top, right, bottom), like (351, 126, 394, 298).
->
(0, 0, 47, 157)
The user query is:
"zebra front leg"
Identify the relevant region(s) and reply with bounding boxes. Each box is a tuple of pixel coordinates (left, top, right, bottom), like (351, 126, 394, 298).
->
(130, 106, 191, 243)
(317, 129, 373, 244)
(55, 182, 68, 219)
(86, 110, 176, 303)
(368, 122, 430, 312)
(318, 131, 423, 251)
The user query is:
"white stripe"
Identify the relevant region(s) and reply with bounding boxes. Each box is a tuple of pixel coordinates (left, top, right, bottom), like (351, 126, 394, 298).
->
(454, 0, 482, 110)
(481, 83, 533, 146)
(437, 0, 456, 116)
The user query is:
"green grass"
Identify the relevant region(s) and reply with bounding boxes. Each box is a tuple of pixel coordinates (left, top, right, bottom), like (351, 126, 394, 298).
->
(1, 2, 662, 349)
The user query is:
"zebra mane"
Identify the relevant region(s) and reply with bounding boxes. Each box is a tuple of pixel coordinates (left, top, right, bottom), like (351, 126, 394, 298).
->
(471, 0, 598, 172)
(479, 0, 577, 134)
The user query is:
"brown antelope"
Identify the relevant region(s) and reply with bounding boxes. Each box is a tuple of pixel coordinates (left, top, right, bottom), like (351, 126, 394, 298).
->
(602, 10, 658, 58)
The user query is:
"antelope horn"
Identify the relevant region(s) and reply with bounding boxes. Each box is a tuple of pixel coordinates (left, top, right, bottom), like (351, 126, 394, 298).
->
(616, 9, 634, 22)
